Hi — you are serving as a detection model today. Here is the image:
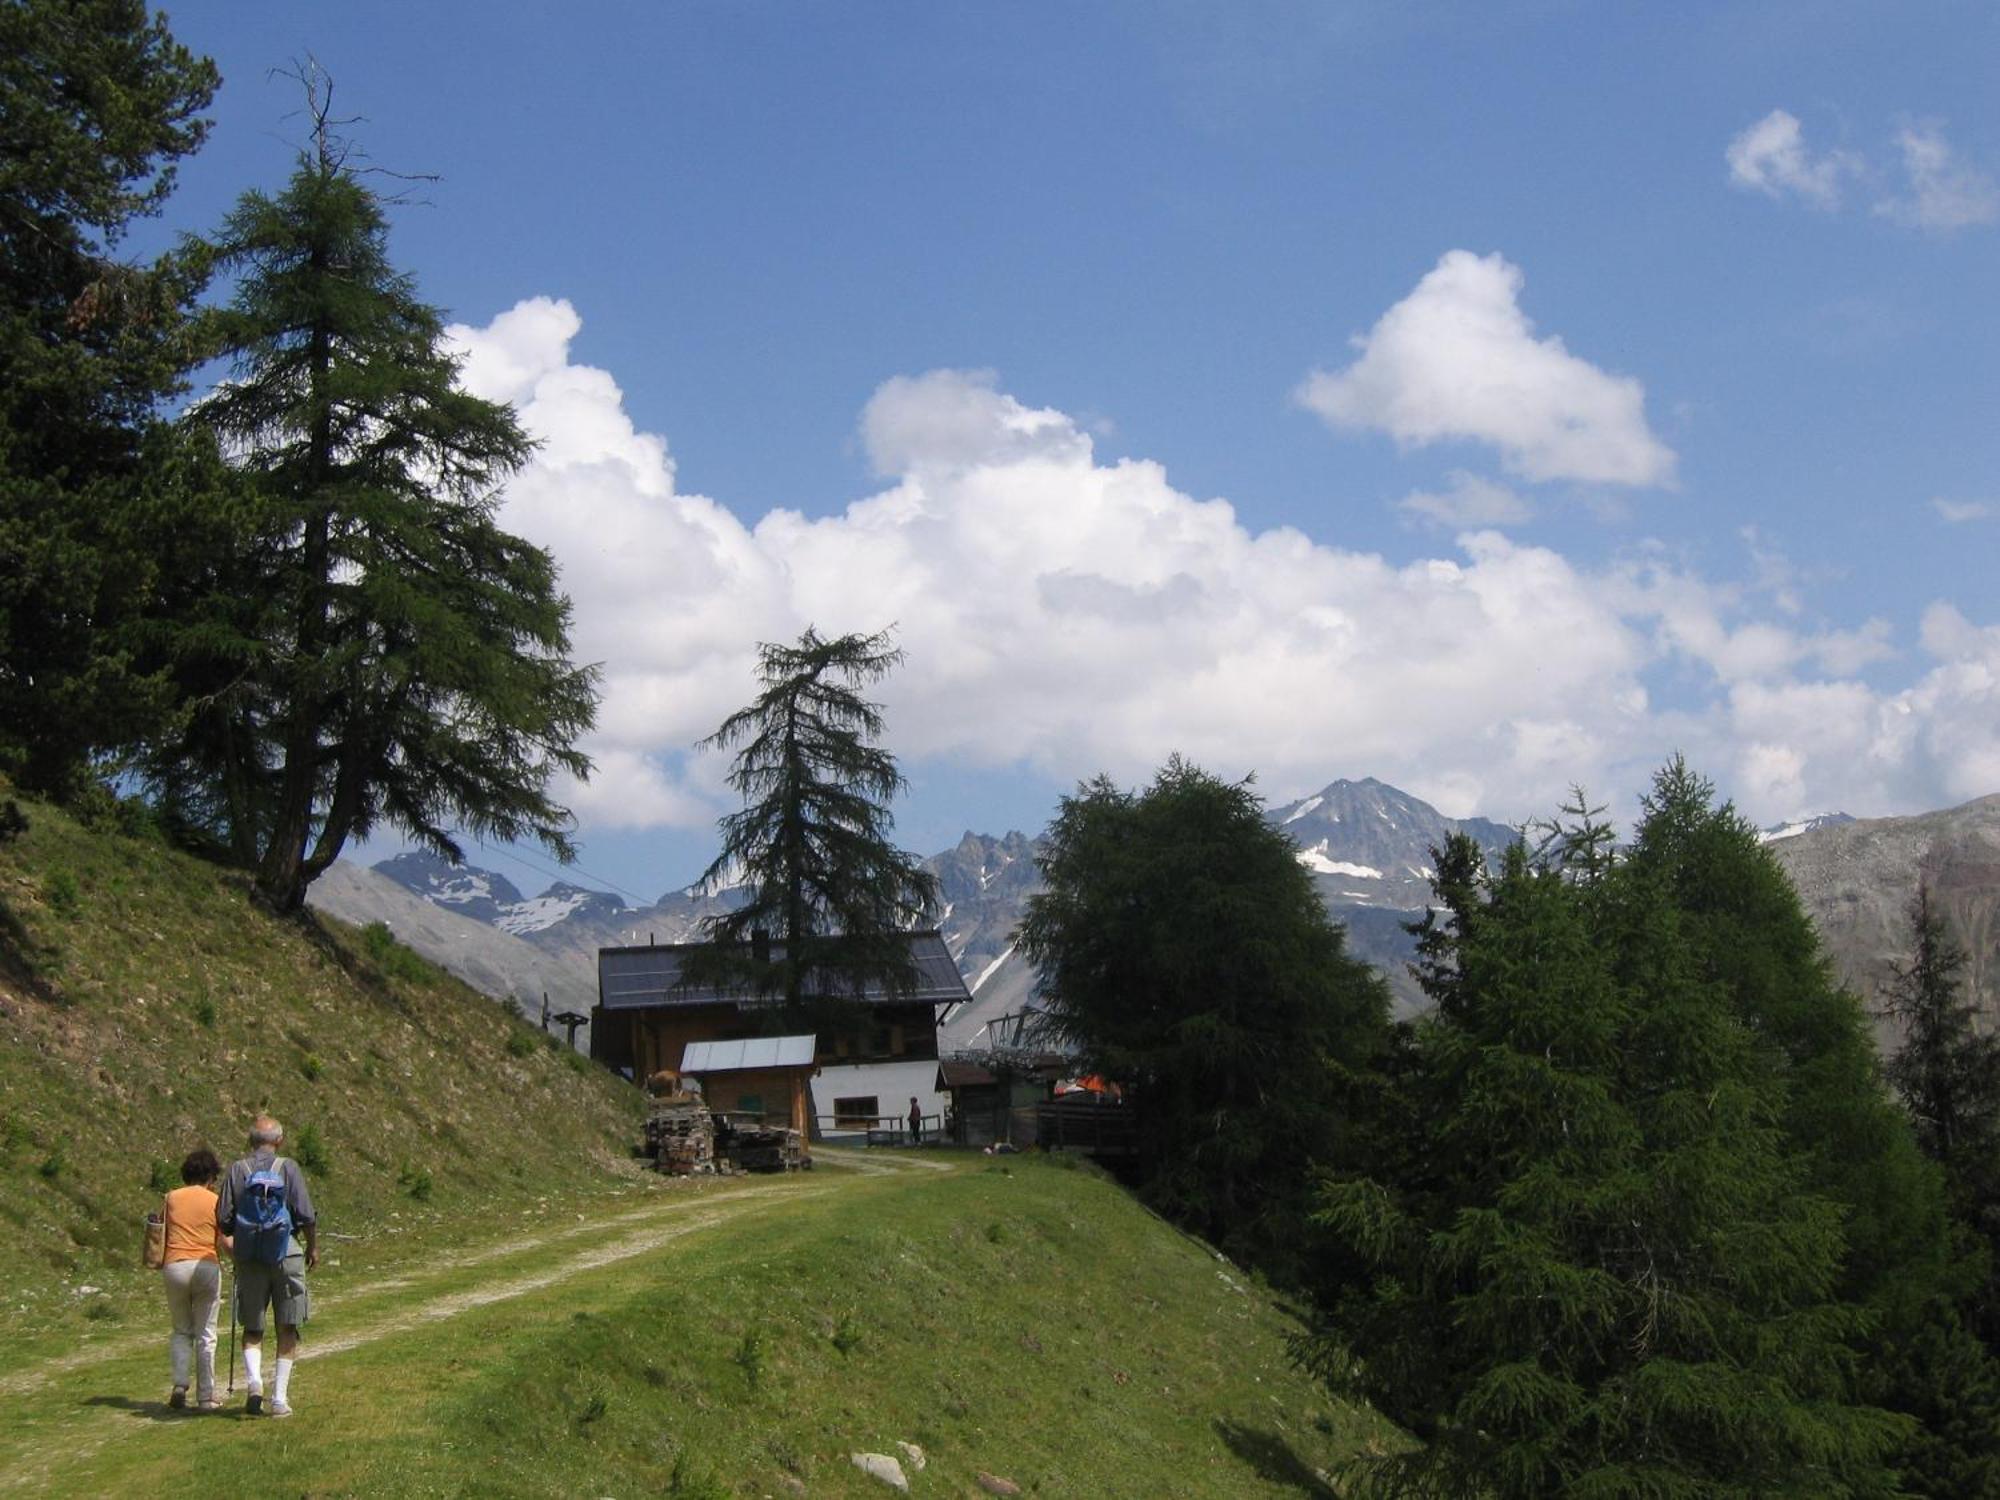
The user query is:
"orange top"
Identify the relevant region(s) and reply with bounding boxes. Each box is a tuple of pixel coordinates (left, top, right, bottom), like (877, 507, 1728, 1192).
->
(162, 1184, 220, 1264)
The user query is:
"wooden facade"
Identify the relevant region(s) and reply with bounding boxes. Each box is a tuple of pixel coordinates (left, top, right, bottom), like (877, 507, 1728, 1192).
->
(592, 933, 975, 1130)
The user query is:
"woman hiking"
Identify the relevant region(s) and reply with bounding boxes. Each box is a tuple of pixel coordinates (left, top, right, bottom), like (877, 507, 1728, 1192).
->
(159, 1147, 230, 1411)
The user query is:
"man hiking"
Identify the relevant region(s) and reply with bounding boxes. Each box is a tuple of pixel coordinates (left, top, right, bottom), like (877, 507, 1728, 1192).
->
(214, 1115, 318, 1417)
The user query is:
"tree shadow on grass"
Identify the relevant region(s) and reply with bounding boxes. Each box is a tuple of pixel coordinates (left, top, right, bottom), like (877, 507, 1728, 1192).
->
(0, 892, 62, 1005)
(1214, 1418, 1339, 1497)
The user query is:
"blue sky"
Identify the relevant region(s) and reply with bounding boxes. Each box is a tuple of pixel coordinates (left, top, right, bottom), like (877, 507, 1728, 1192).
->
(153, 2, 1999, 902)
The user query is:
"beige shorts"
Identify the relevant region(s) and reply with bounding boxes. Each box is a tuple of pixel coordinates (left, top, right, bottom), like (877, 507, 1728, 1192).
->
(233, 1253, 309, 1334)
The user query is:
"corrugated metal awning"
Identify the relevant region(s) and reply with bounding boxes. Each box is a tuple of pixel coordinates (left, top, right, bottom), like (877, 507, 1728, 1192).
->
(680, 1035, 818, 1073)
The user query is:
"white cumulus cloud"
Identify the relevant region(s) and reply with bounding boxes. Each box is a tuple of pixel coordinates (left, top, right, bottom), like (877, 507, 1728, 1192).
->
(447, 299, 1998, 837)
(1727, 110, 1997, 235)
(1295, 251, 1677, 488)
(1726, 109, 1858, 207)
(1879, 121, 2000, 231)
(1395, 471, 1534, 530)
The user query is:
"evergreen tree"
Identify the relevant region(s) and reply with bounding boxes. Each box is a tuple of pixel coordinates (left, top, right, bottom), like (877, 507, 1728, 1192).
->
(695, 625, 938, 1009)
(1883, 884, 2000, 1205)
(1018, 756, 1389, 1283)
(1621, 760, 1955, 1328)
(0, 0, 218, 792)
(1304, 790, 1908, 1498)
(1882, 884, 2000, 1347)
(150, 92, 597, 911)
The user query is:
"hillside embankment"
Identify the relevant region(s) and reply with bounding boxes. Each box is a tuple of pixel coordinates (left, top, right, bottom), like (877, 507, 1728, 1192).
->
(0, 787, 644, 1341)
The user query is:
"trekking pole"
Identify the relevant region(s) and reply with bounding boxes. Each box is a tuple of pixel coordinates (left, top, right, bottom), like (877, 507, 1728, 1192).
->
(225, 1265, 236, 1396)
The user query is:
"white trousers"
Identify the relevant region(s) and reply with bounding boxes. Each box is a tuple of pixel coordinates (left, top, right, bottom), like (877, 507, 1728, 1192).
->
(162, 1259, 221, 1398)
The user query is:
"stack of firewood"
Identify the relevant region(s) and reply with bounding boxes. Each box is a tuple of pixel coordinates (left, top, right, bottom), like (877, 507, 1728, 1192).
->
(646, 1095, 715, 1175)
(726, 1124, 807, 1173)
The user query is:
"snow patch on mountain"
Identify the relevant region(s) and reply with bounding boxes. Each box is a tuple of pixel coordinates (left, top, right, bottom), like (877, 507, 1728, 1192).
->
(1282, 795, 1323, 824)
(1297, 848, 1383, 878)
(431, 872, 496, 906)
(971, 943, 1017, 995)
(496, 885, 622, 936)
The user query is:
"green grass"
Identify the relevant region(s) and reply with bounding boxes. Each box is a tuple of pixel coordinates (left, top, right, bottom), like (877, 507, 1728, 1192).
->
(0, 786, 643, 1345)
(0, 789, 1399, 1493)
(0, 1155, 1397, 1497)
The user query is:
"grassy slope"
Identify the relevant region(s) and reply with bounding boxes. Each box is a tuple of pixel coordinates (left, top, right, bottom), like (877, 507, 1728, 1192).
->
(4, 1155, 1398, 1498)
(0, 790, 644, 1341)
(0, 797, 1399, 1494)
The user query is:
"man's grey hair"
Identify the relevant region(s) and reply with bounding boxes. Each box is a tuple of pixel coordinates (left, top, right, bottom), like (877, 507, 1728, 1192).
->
(249, 1115, 284, 1147)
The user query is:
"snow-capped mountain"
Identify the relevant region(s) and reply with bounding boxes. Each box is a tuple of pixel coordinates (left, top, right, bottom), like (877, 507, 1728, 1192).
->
(1270, 778, 1517, 916)
(372, 850, 527, 925)
(334, 781, 2000, 1049)
(305, 861, 599, 1027)
(1757, 812, 1856, 844)
(351, 777, 1528, 1023)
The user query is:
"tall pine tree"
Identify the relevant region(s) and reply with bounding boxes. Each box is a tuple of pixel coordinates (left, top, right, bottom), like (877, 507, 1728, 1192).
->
(0, 0, 218, 792)
(695, 625, 938, 1010)
(149, 88, 597, 911)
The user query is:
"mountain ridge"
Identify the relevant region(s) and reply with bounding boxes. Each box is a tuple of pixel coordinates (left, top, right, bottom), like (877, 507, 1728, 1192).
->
(331, 780, 2000, 1038)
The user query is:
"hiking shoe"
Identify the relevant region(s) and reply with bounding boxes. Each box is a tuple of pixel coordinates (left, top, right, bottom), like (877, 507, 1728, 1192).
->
(197, 1396, 222, 1412)
(244, 1391, 263, 1415)
(269, 1401, 292, 1419)
(168, 1387, 186, 1410)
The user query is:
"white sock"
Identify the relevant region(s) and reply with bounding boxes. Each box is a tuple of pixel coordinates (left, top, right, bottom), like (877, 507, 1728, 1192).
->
(242, 1345, 262, 1392)
(273, 1357, 294, 1407)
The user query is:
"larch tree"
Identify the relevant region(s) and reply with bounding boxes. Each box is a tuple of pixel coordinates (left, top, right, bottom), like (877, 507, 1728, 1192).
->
(0, 0, 218, 793)
(695, 625, 938, 1011)
(1017, 756, 1389, 1284)
(1621, 766, 2000, 1499)
(1304, 783, 1909, 1498)
(1620, 761, 1957, 1329)
(151, 81, 597, 911)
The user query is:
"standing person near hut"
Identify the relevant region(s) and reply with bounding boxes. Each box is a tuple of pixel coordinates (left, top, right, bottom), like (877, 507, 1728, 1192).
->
(159, 1147, 229, 1410)
(908, 1096, 923, 1147)
(214, 1116, 318, 1417)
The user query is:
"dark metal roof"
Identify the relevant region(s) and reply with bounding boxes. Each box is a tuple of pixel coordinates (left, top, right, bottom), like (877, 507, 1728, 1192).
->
(937, 1059, 998, 1089)
(597, 930, 971, 1013)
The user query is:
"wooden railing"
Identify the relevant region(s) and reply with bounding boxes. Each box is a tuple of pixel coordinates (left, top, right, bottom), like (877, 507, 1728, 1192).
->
(814, 1113, 942, 1146)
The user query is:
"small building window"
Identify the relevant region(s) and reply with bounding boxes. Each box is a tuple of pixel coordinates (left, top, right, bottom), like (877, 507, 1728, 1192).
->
(833, 1095, 879, 1128)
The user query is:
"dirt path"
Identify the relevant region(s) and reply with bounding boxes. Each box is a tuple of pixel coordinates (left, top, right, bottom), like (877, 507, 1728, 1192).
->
(0, 1150, 953, 1493)
(0, 1177, 806, 1401)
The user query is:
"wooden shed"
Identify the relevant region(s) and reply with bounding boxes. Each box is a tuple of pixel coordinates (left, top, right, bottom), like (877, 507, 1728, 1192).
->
(937, 1052, 1066, 1147)
(679, 1034, 817, 1137)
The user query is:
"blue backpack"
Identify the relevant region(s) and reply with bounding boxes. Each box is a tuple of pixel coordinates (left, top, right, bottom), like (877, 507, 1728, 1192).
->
(236, 1156, 292, 1265)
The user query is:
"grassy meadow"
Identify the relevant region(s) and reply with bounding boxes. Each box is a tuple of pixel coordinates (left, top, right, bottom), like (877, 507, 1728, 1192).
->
(3, 1152, 1395, 1497)
(0, 792, 1396, 1495)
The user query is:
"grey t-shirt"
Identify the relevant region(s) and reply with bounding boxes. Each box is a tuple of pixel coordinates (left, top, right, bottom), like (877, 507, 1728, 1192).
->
(214, 1148, 317, 1258)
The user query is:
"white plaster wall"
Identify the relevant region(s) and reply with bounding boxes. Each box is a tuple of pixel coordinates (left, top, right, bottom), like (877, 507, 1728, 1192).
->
(813, 1058, 945, 1137)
